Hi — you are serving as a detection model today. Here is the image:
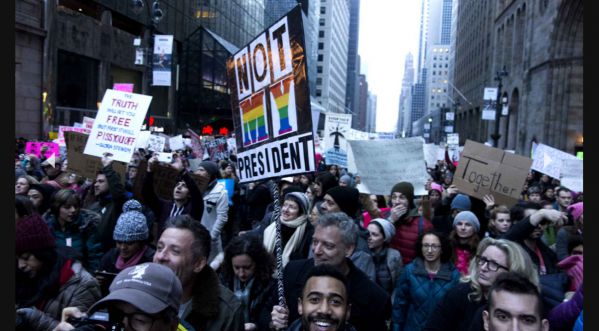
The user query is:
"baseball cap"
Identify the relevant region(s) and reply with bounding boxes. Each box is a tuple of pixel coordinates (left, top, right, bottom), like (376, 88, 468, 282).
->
(89, 263, 182, 314)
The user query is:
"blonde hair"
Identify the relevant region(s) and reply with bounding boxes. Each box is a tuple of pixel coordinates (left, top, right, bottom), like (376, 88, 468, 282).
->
(460, 237, 539, 302)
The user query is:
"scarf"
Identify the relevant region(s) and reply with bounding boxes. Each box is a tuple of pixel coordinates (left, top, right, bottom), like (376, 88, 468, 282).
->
(170, 203, 185, 218)
(263, 214, 308, 267)
(234, 276, 254, 323)
(115, 246, 149, 270)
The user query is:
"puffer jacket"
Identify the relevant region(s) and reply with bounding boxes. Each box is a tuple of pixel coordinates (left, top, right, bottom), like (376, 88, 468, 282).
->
(44, 209, 104, 272)
(371, 247, 403, 295)
(19, 260, 102, 331)
(389, 209, 433, 265)
(392, 258, 460, 331)
(202, 180, 229, 268)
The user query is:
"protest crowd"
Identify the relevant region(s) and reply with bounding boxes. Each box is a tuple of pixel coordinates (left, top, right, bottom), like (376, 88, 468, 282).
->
(14, 131, 584, 331)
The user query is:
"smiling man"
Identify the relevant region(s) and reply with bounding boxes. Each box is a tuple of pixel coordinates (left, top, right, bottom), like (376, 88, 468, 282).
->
(287, 264, 355, 331)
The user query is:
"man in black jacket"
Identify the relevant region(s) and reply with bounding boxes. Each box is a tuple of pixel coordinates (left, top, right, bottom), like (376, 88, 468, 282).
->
(267, 212, 391, 331)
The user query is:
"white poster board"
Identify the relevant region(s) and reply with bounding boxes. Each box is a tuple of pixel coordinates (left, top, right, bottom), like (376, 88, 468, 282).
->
(348, 137, 428, 196)
(560, 158, 583, 192)
(147, 134, 166, 152)
(83, 89, 151, 163)
(324, 113, 352, 167)
(531, 143, 579, 179)
(169, 135, 185, 151)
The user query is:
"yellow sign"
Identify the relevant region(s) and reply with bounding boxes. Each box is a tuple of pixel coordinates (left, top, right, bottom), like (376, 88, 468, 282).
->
(48, 132, 58, 140)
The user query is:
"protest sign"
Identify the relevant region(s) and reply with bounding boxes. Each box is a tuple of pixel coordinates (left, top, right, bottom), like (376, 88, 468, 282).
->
(169, 135, 185, 151)
(347, 137, 429, 196)
(447, 133, 459, 146)
(205, 137, 230, 161)
(147, 134, 166, 152)
(423, 143, 439, 168)
(324, 113, 352, 167)
(135, 131, 152, 149)
(147, 162, 210, 200)
(226, 6, 315, 183)
(25, 141, 60, 158)
(113, 83, 134, 93)
(453, 140, 532, 207)
(83, 116, 95, 130)
(187, 129, 205, 158)
(73, 122, 83, 128)
(560, 158, 583, 193)
(84, 89, 152, 163)
(64, 131, 126, 182)
(376, 132, 395, 140)
(218, 178, 235, 206)
(57, 126, 90, 146)
(531, 143, 579, 179)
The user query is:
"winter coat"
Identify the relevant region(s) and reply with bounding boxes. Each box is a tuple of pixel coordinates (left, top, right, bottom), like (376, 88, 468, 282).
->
(18, 260, 101, 331)
(423, 281, 485, 331)
(180, 266, 244, 331)
(202, 180, 230, 267)
(371, 247, 403, 295)
(260, 258, 391, 331)
(44, 209, 104, 272)
(85, 163, 128, 250)
(389, 209, 433, 265)
(547, 283, 583, 331)
(555, 226, 582, 262)
(287, 318, 358, 331)
(142, 170, 204, 235)
(392, 258, 460, 331)
(500, 215, 559, 274)
(220, 274, 276, 326)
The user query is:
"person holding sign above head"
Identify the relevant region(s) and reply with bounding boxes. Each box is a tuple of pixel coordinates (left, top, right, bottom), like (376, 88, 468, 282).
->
(84, 153, 128, 252)
(387, 182, 433, 266)
(143, 152, 204, 245)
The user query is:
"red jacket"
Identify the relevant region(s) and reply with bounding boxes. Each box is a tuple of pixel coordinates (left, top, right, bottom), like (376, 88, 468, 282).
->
(389, 209, 433, 265)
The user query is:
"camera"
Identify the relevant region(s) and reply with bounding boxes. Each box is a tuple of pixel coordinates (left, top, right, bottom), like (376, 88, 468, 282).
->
(68, 311, 124, 331)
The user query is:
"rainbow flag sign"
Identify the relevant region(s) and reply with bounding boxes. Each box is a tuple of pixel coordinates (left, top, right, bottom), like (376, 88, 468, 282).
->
(226, 6, 315, 183)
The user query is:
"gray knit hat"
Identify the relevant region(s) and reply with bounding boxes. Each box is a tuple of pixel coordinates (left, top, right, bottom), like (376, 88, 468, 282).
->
(199, 161, 219, 178)
(113, 199, 149, 242)
(453, 211, 480, 232)
(369, 218, 396, 243)
(284, 191, 310, 216)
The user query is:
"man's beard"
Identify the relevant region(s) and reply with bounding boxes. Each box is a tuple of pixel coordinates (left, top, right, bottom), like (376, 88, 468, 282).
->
(301, 312, 346, 331)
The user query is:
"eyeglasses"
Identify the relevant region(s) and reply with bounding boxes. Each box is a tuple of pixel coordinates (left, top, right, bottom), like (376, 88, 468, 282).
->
(475, 255, 509, 272)
(422, 244, 441, 251)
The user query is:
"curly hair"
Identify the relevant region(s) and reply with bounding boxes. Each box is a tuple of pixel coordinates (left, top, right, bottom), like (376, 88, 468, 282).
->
(221, 235, 274, 288)
(461, 237, 539, 303)
(415, 230, 452, 263)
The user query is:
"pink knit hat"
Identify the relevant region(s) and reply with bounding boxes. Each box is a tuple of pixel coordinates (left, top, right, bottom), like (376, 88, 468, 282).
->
(567, 202, 583, 222)
(429, 182, 444, 194)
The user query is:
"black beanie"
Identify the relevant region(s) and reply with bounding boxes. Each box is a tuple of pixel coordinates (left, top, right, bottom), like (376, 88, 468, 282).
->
(199, 161, 219, 179)
(391, 182, 415, 209)
(326, 186, 360, 218)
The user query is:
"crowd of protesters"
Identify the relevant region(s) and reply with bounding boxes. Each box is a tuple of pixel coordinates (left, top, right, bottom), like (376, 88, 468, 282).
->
(14, 137, 583, 331)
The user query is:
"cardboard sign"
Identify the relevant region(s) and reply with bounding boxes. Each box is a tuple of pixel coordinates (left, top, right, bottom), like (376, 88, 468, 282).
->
(64, 131, 127, 182)
(453, 140, 532, 207)
(226, 6, 315, 183)
(169, 135, 185, 151)
(25, 142, 60, 158)
(148, 162, 210, 200)
(57, 126, 90, 146)
(347, 137, 429, 196)
(531, 143, 579, 179)
(84, 89, 152, 163)
(560, 158, 583, 193)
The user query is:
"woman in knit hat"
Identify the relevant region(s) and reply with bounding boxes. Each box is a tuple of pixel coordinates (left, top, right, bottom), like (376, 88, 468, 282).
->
(555, 202, 583, 262)
(96, 199, 156, 295)
(387, 181, 433, 265)
(43, 189, 104, 272)
(392, 230, 460, 331)
(16, 215, 101, 331)
(263, 191, 314, 267)
(366, 218, 403, 295)
(449, 210, 481, 275)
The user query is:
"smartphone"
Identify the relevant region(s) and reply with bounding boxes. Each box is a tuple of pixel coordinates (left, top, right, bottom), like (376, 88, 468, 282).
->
(156, 152, 173, 163)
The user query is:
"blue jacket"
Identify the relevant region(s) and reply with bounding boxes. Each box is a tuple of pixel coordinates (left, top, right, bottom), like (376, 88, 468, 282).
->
(392, 258, 460, 331)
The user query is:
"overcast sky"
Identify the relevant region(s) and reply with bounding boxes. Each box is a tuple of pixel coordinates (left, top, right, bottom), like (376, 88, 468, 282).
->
(358, 0, 421, 132)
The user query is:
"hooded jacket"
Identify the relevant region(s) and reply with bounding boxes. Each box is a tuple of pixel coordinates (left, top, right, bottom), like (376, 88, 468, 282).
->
(180, 267, 244, 331)
(201, 180, 229, 268)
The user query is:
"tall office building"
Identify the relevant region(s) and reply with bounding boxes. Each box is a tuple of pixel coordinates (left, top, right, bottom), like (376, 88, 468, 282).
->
(345, 0, 360, 114)
(353, 74, 368, 131)
(366, 92, 377, 133)
(397, 53, 414, 136)
(315, 0, 350, 113)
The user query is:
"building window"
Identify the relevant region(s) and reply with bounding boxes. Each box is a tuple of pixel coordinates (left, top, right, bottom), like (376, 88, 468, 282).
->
(320, 6, 326, 14)
(319, 31, 325, 38)
(318, 42, 324, 49)
(317, 78, 322, 84)
(316, 90, 322, 96)
(319, 18, 325, 26)
(318, 54, 323, 61)
(317, 66, 323, 73)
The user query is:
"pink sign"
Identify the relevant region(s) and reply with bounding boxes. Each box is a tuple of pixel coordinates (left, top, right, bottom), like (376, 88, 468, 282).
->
(57, 126, 90, 146)
(25, 141, 60, 158)
(113, 83, 134, 93)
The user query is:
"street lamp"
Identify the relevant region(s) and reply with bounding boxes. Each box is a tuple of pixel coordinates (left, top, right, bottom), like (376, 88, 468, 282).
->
(131, 0, 165, 127)
(491, 66, 508, 148)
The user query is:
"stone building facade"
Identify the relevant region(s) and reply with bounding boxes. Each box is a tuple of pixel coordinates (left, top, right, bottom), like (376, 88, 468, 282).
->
(453, 0, 583, 155)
